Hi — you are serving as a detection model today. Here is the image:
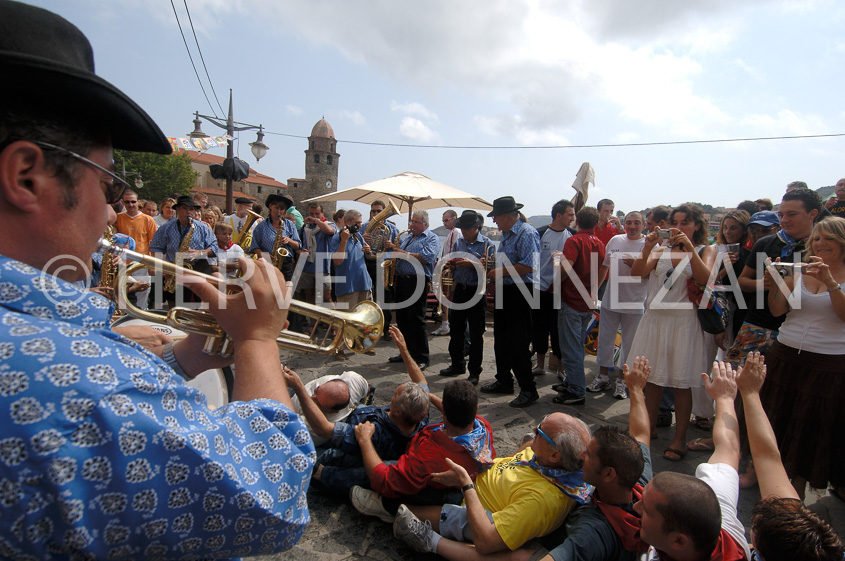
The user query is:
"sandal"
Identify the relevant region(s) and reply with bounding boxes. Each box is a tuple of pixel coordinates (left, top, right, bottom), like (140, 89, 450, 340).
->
(686, 438, 714, 452)
(693, 416, 712, 431)
(663, 448, 687, 462)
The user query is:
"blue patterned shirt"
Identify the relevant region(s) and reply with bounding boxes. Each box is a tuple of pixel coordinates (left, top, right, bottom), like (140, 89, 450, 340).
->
(452, 234, 496, 287)
(497, 220, 540, 285)
(0, 255, 314, 559)
(393, 230, 440, 278)
(149, 218, 217, 263)
(248, 219, 301, 256)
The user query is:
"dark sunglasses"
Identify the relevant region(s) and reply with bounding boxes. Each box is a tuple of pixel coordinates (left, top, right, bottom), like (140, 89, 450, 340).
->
(31, 140, 131, 205)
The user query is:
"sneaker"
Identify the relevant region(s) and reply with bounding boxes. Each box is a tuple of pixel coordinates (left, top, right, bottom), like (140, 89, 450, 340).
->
(531, 366, 547, 376)
(350, 486, 393, 523)
(613, 378, 628, 399)
(393, 504, 435, 553)
(432, 322, 450, 336)
(586, 377, 612, 393)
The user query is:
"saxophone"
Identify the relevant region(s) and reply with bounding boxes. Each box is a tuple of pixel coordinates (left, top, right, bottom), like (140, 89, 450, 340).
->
(380, 229, 409, 290)
(365, 199, 400, 256)
(99, 226, 118, 291)
(163, 221, 194, 292)
(270, 219, 291, 270)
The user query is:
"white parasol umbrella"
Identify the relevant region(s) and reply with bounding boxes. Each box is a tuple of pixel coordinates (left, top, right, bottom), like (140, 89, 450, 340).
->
(301, 171, 492, 219)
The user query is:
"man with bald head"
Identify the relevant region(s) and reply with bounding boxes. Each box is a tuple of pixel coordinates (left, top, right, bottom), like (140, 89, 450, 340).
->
(393, 412, 593, 558)
(289, 371, 370, 446)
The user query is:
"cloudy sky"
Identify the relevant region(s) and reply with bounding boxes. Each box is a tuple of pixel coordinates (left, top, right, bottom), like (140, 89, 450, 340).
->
(33, 0, 845, 224)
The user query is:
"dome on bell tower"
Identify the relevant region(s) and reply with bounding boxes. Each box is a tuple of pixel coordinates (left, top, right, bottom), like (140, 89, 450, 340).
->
(310, 118, 335, 139)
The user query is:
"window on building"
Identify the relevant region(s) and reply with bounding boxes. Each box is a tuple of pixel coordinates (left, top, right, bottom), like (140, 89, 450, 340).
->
(313, 154, 320, 164)
(327, 155, 333, 165)
(331, 143, 334, 151)
(257, 186, 262, 194)
(311, 141, 315, 150)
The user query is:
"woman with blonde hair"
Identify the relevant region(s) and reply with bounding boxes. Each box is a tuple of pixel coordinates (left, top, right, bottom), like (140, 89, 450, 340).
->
(762, 216, 845, 498)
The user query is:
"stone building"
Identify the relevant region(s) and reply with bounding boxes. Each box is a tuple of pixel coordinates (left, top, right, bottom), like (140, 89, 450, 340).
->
(288, 118, 339, 216)
(184, 117, 339, 215)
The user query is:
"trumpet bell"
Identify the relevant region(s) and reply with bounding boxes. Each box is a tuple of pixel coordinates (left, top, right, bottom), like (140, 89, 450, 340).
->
(104, 239, 384, 357)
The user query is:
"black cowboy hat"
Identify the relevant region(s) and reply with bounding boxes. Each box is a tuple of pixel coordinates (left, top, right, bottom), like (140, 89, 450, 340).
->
(173, 195, 201, 209)
(487, 196, 524, 217)
(0, 1, 171, 154)
(456, 209, 484, 229)
(266, 193, 294, 210)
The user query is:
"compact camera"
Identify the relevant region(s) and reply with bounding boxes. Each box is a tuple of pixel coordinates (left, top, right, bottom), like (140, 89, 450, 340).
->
(770, 262, 806, 277)
(657, 229, 672, 240)
(346, 223, 360, 235)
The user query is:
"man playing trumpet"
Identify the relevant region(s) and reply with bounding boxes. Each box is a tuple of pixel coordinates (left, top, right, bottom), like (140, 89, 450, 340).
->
(0, 2, 312, 557)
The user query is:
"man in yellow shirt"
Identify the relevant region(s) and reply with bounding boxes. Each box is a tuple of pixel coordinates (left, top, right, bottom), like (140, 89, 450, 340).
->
(393, 412, 592, 558)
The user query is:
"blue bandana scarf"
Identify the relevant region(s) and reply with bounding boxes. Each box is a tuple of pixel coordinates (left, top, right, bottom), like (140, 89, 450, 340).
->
(776, 229, 805, 259)
(432, 419, 494, 466)
(514, 452, 594, 504)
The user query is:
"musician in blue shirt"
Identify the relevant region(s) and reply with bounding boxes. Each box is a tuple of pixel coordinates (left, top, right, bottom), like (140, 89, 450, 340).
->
(384, 210, 440, 369)
(439, 211, 496, 385)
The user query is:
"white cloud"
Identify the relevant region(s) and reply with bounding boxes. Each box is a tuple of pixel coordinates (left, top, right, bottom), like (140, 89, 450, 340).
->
(390, 101, 439, 123)
(398, 117, 439, 143)
(739, 109, 828, 136)
(178, 0, 829, 143)
(286, 105, 303, 115)
(342, 110, 366, 126)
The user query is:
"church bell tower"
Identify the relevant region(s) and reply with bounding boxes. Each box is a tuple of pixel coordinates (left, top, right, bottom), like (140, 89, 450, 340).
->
(302, 117, 339, 215)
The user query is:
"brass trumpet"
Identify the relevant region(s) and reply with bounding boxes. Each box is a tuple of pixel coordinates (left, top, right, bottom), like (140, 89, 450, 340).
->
(99, 239, 383, 356)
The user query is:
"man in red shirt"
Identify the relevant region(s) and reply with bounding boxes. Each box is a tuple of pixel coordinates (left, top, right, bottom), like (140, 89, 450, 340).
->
(554, 207, 607, 405)
(349, 379, 494, 522)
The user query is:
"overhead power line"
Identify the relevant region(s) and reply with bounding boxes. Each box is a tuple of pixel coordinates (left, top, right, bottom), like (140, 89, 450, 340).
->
(262, 130, 845, 150)
(182, 0, 225, 117)
(170, 0, 218, 118)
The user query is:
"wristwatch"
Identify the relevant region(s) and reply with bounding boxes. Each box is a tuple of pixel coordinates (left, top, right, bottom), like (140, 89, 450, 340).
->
(829, 284, 842, 293)
(461, 483, 475, 493)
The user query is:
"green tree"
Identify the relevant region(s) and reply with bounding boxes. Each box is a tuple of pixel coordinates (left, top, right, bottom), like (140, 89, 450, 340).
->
(114, 149, 197, 203)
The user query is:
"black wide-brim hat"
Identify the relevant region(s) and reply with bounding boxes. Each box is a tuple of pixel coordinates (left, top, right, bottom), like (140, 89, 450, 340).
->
(173, 195, 201, 209)
(487, 196, 524, 217)
(266, 193, 294, 210)
(456, 209, 484, 229)
(0, 0, 171, 155)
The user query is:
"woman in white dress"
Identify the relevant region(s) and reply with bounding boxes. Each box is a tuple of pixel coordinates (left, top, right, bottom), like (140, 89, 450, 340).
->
(629, 203, 718, 462)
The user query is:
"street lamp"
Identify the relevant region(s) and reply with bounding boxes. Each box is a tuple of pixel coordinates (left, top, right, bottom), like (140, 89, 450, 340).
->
(190, 89, 269, 213)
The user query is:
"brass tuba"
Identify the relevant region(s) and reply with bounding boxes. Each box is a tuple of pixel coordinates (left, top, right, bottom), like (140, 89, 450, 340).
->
(101, 239, 384, 356)
(365, 198, 400, 255)
(233, 209, 262, 250)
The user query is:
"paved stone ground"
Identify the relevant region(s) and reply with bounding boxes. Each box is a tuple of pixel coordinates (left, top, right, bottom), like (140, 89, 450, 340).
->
(253, 316, 844, 561)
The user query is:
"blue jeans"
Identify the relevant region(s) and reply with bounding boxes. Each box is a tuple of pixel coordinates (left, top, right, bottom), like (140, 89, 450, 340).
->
(558, 303, 594, 398)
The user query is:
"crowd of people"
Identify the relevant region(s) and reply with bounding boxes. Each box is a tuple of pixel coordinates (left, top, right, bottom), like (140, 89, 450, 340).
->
(0, 2, 843, 560)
